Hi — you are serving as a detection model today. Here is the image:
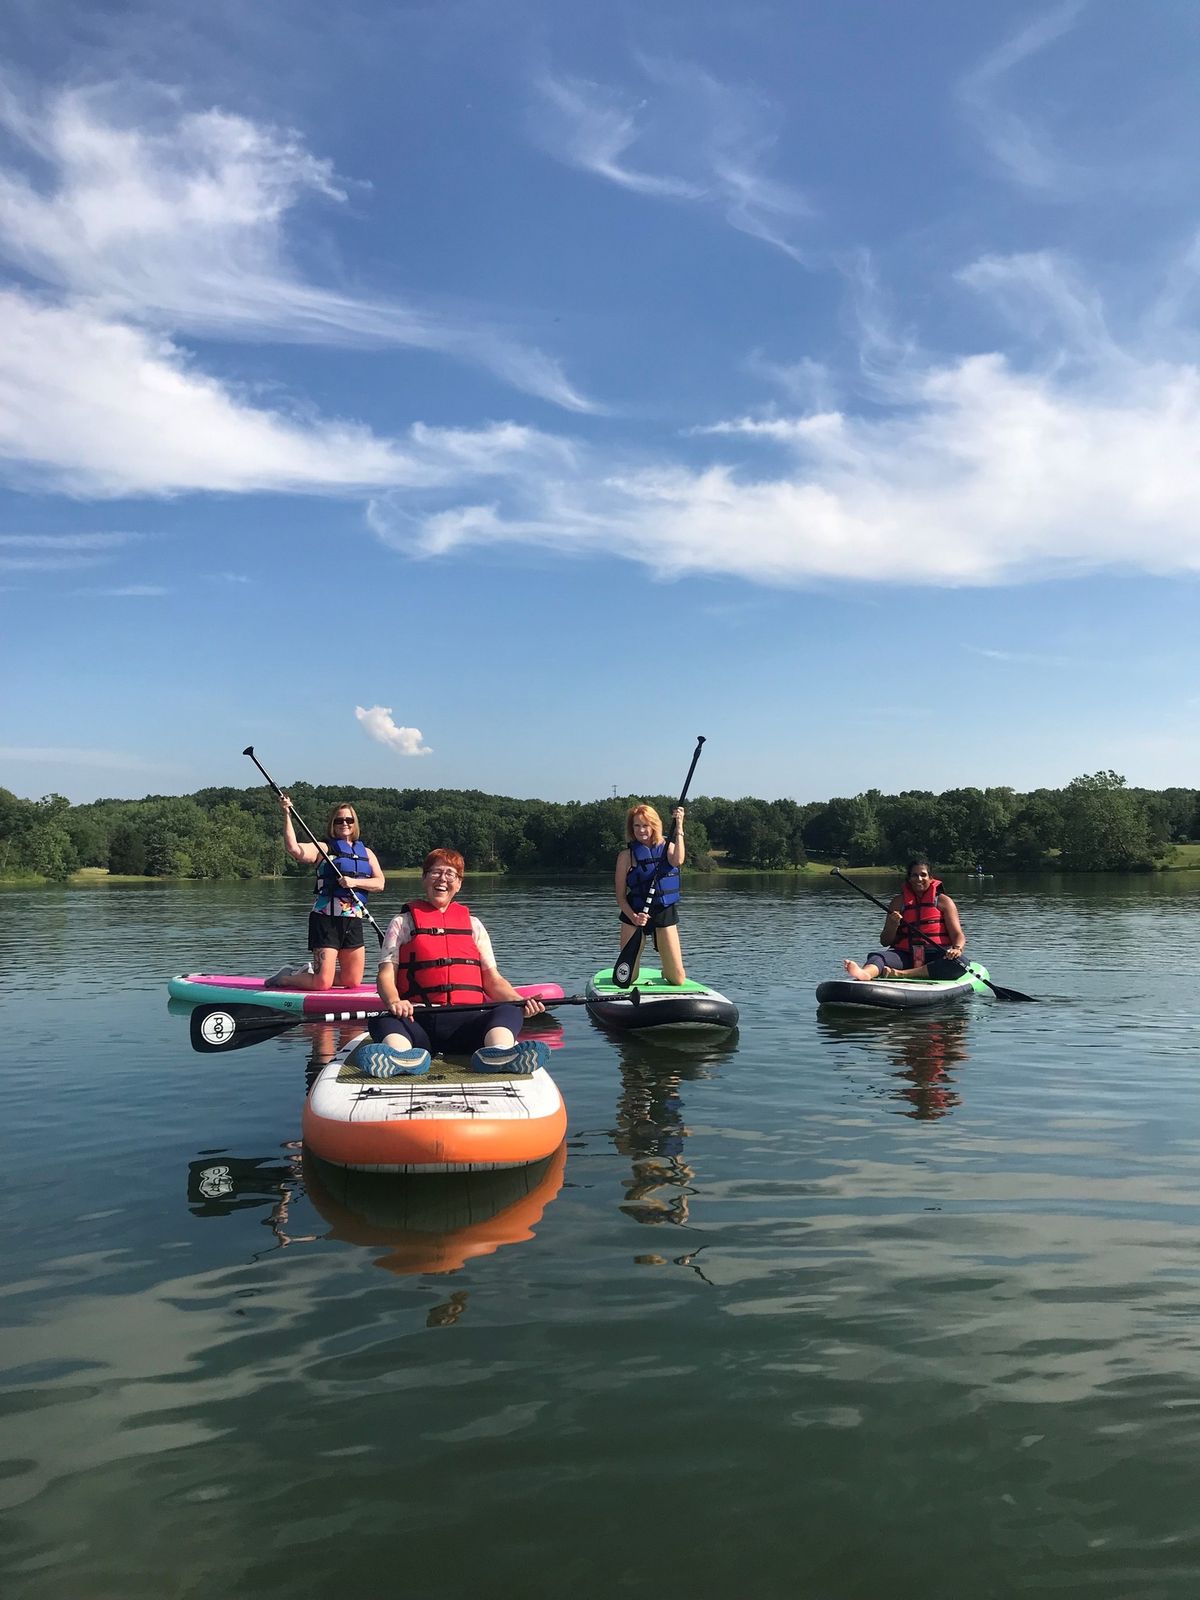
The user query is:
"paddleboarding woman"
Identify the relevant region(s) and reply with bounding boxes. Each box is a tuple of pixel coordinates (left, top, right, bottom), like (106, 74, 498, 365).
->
(615, 803, 687, 986)
(273, 797, 386, 989)
(843, 858, 965, 982)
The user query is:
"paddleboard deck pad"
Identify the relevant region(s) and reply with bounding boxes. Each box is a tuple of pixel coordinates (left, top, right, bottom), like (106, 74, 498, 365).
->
(168, 973, 562, 1017)
(815, 961, 991, 1010)
(585, 967, 738, 1034)
(302, 1032, 568, 1174)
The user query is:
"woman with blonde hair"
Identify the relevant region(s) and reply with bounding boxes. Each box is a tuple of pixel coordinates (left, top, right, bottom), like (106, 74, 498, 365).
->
(271, 795, 385, 990)
(614, 801, 687, 985)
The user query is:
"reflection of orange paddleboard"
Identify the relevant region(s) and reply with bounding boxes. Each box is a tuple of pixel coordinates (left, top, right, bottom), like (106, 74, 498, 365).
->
(303, 1142, 566, 1275)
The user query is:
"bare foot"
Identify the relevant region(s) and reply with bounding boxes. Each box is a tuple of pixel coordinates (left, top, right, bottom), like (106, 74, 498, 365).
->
(843, 960, 872, 981)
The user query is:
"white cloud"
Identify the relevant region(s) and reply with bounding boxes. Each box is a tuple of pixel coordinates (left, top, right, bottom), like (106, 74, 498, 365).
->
(0, 79, 593, 411)
(533, 60, 810, 263)
(0, 281, 587, 497)
(0, 292, 422, 496)
(0, 529, 144, 571)
(367, 271, 1200, 588)
(355, 705, 432, 757)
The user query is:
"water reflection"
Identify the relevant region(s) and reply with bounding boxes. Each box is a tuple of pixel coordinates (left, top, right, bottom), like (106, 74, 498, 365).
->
(818, 1009, 973, 1120)
(303, 1144, 566, 1286)
(187, 1144, 315, 1253)
(609, 1033, 738, 1227)
(185, 1140, 566, 1289)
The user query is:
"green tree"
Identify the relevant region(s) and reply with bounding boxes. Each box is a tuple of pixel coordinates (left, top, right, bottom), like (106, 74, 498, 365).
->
(1059, 771, 1164, 871)
(108, 823, 147, 875)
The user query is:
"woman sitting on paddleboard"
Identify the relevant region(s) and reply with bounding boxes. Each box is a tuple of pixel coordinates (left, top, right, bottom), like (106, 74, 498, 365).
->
(359, 848, 548, 1076)
(272, 796, 386, 990)
(615, 803, 687, 986)
(843, 858, 965, 983)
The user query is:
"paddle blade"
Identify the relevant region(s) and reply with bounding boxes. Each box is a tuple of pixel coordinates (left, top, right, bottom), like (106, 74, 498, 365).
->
(189, 1003, 299, 1054)
(982, 979, 1037, 1003)
(612, 926, 644, 988)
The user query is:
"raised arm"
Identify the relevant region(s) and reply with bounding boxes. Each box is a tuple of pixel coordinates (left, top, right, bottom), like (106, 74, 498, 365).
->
(280, 793, 321, 866)
(666, 806, 686, 867)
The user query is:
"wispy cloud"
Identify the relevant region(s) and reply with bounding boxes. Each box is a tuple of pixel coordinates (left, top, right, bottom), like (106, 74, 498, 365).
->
(958, 4, 1090, 197)
(355, 704, 432, 757)
(0, 744, 168, 769)
(0, 78, 593, 411)
(0, 529, 144, 571)
(966, 646, 1076, 666)
(0, 531, 144, 548)
(78, 583, 169, 596)
(532, 60, 811, 263)
(366, 260, 1200, 589)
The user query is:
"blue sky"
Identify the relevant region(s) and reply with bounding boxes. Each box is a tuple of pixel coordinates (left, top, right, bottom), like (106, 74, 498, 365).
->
(2, 0, 1198, 806)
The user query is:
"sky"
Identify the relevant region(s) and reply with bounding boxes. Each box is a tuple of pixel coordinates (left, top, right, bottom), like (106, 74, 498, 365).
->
(2, 0, 1199, 807)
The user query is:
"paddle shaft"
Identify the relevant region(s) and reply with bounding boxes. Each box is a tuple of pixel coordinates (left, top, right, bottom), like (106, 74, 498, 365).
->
(189, 994, 589, 1052)
(612, 735, 706, 988)
(829, 868, 1036, 1002)
(243, 745, 386, 944)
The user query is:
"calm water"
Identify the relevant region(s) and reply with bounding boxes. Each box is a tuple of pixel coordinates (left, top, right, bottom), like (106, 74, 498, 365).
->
(4, 872, 1200, 1598)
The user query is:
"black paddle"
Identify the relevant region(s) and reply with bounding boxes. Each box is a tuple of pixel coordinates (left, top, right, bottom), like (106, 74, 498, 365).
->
(244, 748, 390, 947)
(829, 868, 1036, 1002)
(189, 994, 594, 1054)
(612, 735, 706, 989)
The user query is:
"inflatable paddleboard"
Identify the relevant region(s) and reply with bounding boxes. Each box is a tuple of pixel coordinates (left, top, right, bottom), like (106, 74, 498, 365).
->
(168, 973, 562, 1017)
(303, 1031, 568, 1174)
(815, 961, 991, 1011)
(585, 967, 738, 1035)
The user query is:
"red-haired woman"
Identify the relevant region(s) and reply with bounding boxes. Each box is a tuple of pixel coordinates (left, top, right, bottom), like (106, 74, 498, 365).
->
(353, 848, 548, 1078)
(614, 802, 687, 985)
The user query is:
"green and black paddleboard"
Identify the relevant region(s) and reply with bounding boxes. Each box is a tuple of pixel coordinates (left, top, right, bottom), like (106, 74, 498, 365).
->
(585, 967, 738, 1035)
(815, 961, 991, 1011)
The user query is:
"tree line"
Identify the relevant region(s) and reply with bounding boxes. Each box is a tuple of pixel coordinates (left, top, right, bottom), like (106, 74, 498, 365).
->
(1, 771, 1195, 882)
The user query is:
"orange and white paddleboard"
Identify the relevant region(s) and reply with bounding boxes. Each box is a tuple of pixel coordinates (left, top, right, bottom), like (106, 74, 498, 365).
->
(302, 1031, 568, 1174)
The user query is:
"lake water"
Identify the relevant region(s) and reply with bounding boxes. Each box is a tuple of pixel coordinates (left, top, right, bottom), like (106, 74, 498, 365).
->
(4, 871, 1200, 1598)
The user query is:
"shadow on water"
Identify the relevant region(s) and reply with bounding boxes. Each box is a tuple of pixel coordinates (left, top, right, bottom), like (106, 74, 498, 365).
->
(817, 1006, 973, 1120)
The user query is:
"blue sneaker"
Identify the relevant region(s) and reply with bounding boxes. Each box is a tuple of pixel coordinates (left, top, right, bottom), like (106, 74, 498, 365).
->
(469, 1040, 550, 1076)
(346, 1040, 431, 1078)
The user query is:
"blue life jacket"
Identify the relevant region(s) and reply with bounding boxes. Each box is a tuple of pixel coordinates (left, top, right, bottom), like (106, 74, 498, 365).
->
(626, 840, 680, 911)
(314, 837, 372, 911)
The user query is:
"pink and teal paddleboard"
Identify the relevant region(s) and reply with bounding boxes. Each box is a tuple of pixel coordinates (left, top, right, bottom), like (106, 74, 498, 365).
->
(168, 973, 564, 1017)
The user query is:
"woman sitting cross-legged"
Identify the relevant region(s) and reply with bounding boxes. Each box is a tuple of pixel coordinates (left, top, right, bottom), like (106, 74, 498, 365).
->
(843, 858, 965, 982)
(348, 848, 548, 1079)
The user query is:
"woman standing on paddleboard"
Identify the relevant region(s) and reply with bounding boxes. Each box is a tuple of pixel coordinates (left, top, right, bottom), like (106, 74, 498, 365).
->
(843, 858, 965, 983)
(615, 803, 687, 985)
(272, 797, 386, 990)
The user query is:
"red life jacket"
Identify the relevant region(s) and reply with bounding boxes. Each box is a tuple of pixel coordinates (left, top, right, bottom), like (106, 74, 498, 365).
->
(393, 899, 487, 1005)
(893, 877, 946, 958)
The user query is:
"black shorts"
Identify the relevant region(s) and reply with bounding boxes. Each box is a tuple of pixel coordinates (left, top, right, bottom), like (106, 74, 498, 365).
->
(619, 903, 680, 930)
(308, 912, 366, 953)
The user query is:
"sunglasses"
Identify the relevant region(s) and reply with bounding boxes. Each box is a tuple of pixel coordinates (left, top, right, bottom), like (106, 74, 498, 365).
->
(333, 816, 355, 825)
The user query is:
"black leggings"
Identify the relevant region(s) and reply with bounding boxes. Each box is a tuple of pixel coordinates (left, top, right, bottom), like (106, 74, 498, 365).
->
(368, 1003, 524, 1056)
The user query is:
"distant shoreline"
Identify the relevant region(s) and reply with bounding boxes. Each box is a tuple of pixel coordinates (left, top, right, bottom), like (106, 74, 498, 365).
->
(5, 850, 1199, 887)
